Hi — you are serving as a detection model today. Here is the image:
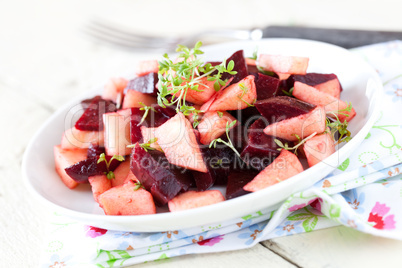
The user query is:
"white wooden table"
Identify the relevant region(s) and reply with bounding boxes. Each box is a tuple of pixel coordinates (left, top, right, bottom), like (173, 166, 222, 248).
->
(2, 1, 402, 267)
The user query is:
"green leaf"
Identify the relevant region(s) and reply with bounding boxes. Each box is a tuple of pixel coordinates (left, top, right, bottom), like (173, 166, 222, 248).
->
(329, 204, 341, 219)
(113, 250, 131, 259)
(287, 213, 314, 221)
(337, 158, 350, 171)
(365, 132, 371, 139)
(303, 216, 318, 232)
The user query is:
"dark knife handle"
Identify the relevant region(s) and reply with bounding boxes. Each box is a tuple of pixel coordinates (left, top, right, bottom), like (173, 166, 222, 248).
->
(262, 26, 402, 48)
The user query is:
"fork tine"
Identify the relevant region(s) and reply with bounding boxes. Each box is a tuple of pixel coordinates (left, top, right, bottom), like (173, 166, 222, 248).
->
(84, 19, 179, 50)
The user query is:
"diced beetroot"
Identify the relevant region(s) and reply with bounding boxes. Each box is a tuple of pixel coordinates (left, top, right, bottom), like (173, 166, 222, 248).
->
(122, 90, 157, 109)
(287, 73, 342, 98)
(263, 106, 327, 141)
(255, 96, 315, 125)
(226, 169, 258, 199)
(197, 111, 237, 145)
(293, 82, 356, 122)
(191, 146, 235, 190)
(89, 175, 111, 203)
(64, 158, 100, 184)
(87, 144, 104, 159)
(125, 72, 158, 96)
(140, 126, 162, 151)
(202, 75, 257, 112)
(130, 143, 192, 206)
(221, 50, 249, 84)
(54, 145, 88, 189)
(244, 150, 304, 192)
(255, 73, 281, 100)
(103, 111, 131, 156)
(135, 60, 159, 77)
(241, 118, 290, 171)
(61, 127, 104, 150)
(168, 190, 225, 212)
(98, 181, 156, 215)
(75, 97, 117, 131)
(111, 160, 131, 187)
(155, 112, 208, 173)
(102, 77, 128, 104)
(257, 54, 309, 75)
(303, 132, 336, 167)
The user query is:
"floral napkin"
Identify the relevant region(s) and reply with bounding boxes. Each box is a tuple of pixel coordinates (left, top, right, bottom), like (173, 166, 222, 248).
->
(41, 41, 402, 268)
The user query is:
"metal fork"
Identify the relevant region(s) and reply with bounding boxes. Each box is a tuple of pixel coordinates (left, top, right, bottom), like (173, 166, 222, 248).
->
(83, 18, 264, 51)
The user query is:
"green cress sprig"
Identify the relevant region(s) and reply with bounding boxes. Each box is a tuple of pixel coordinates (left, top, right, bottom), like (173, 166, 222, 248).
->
(325, 102, 353, 144)
(274, 132, 317, 155)
(157, 41, 237, 124)
(238, 83, 256, 107)
(209, 120, 241, 158)
(97, 153, 125, 180)
(137, 102, 157, 126)
(127, 138, 158, 152)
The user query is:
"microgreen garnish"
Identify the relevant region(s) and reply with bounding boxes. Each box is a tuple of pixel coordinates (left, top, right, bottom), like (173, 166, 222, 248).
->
(209, 120, 240, 157)
(97, 153, 125, 180)
(325, 102, 353, 144)
(133, 181, 145, 191)
(274, 132, 317, 155)
(135, 138, 158, 152)
(238, 83, 256, 107)
(217, 111, 223, 118)
(212, 159, 223, 167)
(256, 65, 275, 77)
(282, 87, 294, 97)
(157, 41, 236, 126)
(138, 102, 157, 126)
(248, 47, 258, 60)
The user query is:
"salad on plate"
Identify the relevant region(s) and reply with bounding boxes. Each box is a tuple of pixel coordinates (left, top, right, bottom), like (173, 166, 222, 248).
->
(54, 41, 356, 216)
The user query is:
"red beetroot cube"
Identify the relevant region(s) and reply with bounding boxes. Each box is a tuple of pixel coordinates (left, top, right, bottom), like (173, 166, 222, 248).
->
(168, 190, 225, 212)
(221, 50, 249, 84)
(287, 73, 343, 98)
(125, 72, 159, 96)
(226, 169, 258, 199)
(244, 150, 304, 192)
(98, 181, 156, 215)
(255, 73, 281, 100)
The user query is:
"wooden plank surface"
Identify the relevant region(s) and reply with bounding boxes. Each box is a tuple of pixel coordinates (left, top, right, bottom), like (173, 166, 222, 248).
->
(2, 1, 402, 267)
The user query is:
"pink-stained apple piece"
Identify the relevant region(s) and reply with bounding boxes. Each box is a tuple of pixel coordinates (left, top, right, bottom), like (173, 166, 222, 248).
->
(168, 190, 225, 212)
(140, 126, 163, 151)
(303, 132, 336, 167)
(202, 75, 257, 111)
(263, 106, 326, 141)
(244, 150, 304, 192)
(257, 54, 309, 75)
(197, 111, 237, 145)
(103, 110, 131, 156)
(88, 175, 112, 203)
(293, 81, 355, 122)
(61, 127, 104, 149)
(54, 145, 88, 189)
(155, 112, 208, 172)
(135, 60, 159, 76)
(111, 160, 131, 187)
(98, 181, 156, 215)
(102, 77, 128, 104)
(122, 90, 157, 109)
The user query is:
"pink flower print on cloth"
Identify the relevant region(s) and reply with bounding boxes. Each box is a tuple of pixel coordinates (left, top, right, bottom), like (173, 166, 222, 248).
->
(197, 235, 224, 246)
(368, 202, 396, 230)
(85, 226, 108, 238)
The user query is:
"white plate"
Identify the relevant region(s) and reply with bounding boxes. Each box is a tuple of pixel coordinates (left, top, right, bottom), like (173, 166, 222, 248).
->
(22, 39, 382, 232)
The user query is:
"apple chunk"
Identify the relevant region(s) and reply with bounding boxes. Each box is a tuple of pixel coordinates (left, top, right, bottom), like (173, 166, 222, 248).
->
(168, 190, 225, 212)
(303, 132, 336, 167)
(197, 111, 237, 145)
(257, 54, 309, 75)
(244, 150, 303, 192)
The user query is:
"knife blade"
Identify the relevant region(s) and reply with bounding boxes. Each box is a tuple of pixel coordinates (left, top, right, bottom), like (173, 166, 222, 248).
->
(261, 26, 402, 48)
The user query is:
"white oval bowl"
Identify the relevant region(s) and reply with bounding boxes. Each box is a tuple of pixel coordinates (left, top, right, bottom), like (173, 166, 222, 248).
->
(22, 38, 382, 232)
